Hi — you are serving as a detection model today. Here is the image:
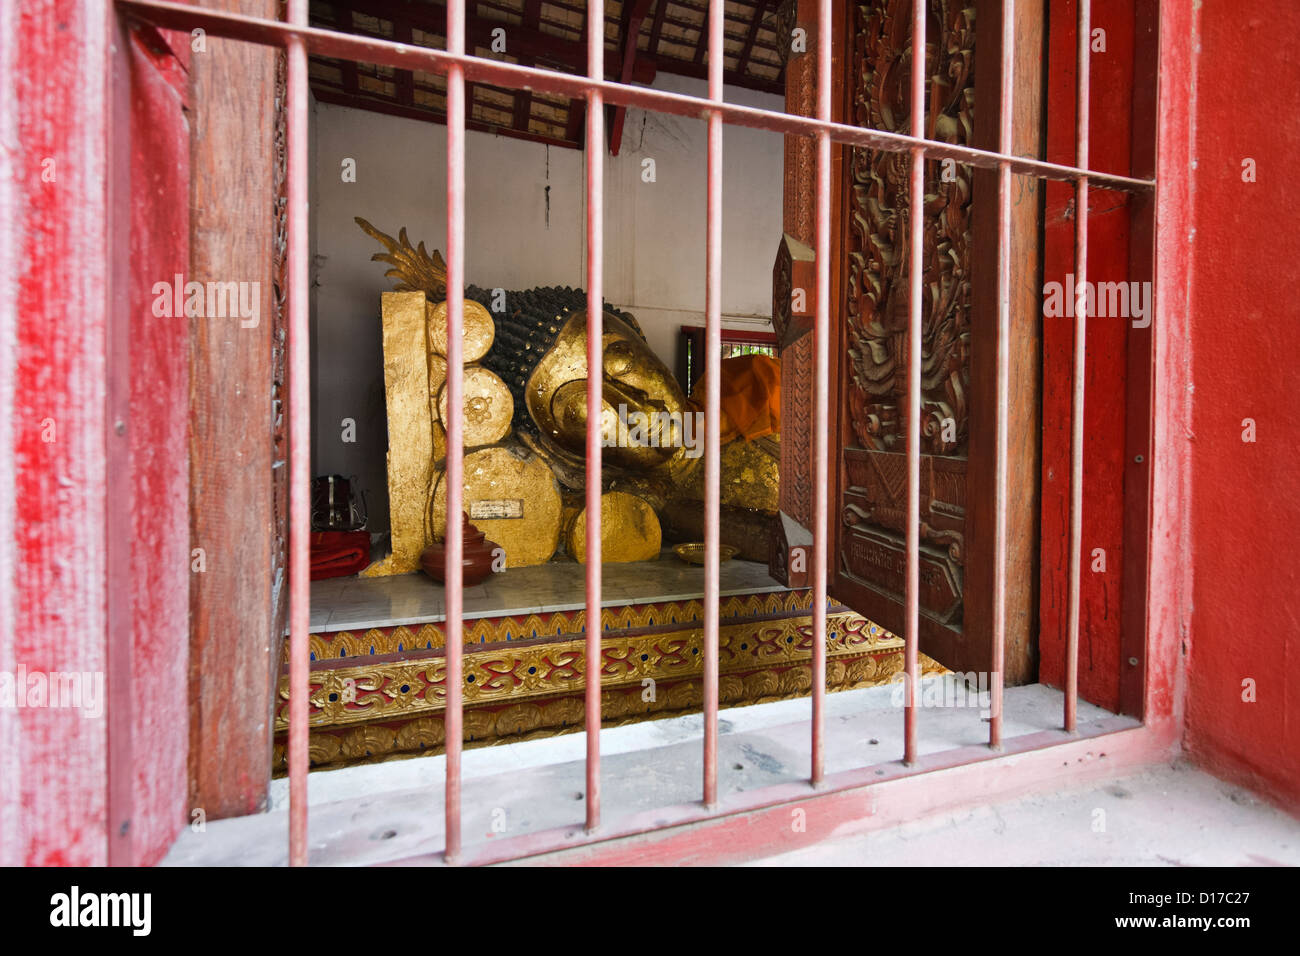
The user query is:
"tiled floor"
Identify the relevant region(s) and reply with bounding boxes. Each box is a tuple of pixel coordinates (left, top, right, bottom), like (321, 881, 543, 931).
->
(310, 551, 787, 631)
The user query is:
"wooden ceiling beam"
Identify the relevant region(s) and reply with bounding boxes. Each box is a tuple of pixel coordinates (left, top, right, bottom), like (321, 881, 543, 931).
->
(310, 0, 781, 143)
(647, 0, 669, 52)
(333, 4, 362, 92)
(736, 0, 769, 77)
(513, 0, 543, 134)
(314, 86, 580, 148)
(565, 95, 587, 148)
(393, 17, 414, 105)
(334, 0, 654, 80)
(609, 0, 656, 156)
(663, 1, 755, 34)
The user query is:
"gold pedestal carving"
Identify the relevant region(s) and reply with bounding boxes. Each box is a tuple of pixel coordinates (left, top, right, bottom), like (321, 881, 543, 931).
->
(272, 592, 941, 773)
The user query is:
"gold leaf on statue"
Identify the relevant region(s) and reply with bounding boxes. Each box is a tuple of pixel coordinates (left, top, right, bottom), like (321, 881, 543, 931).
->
(566, 491, 662, 564)
(355, 217, 448, 299)
(427, 352, 447, 396)
(435, 365, 513, 448)
(674, 436, 780, 513)
(427, 298, 495, 363)
(363, 291, 435, 576)
(431, 444, 562, 567)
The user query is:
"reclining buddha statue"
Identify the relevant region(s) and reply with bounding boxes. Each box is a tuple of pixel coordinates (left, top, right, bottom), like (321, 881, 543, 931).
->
(355, 218, 780, 574)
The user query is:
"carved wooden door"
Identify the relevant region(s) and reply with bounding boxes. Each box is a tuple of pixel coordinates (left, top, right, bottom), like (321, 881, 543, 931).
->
(829, 0, 1042, 680)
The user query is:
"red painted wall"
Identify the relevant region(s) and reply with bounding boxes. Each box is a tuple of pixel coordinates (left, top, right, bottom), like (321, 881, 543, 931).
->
(1182, 0, 1300, 812)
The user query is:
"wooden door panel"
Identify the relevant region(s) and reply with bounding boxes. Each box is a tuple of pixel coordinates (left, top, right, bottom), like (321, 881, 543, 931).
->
(828, 0, 1044, 679)
(832, 0, 974, 666)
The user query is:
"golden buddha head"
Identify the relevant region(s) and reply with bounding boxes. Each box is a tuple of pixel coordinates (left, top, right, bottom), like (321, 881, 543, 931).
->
(355, 220, 690, 481)
(475, 288, 689, 474)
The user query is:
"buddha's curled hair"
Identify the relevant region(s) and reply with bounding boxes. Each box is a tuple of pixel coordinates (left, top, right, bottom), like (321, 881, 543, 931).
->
(467, 284, 642, 437)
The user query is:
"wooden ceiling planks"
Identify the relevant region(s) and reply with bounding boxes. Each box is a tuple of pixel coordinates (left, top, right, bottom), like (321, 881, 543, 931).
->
(308, 0, 786, 149)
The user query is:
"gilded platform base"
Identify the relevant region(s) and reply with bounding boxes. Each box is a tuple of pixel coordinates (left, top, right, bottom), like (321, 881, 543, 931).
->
(272, 591, 937, 773)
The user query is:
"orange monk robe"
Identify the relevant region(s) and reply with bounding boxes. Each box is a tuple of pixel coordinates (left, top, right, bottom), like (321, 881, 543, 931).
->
(688, 352, 781, 444)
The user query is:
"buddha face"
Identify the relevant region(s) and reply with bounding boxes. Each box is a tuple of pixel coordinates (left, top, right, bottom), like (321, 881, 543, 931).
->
(526, 311, 688, 470)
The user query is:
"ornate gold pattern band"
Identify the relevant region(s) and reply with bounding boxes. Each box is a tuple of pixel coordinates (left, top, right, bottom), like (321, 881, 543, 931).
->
(271, 593, 928, 772)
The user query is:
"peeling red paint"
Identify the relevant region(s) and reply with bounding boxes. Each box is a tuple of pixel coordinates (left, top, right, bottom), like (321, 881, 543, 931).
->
(0, 1, 190, 867)
(127, 24, 191, 866)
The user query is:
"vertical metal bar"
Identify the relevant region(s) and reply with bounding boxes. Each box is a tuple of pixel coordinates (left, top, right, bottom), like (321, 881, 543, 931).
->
(106, 8, 135, 867)
(810, 0, 831, 785)
(989, 0, 1015, 750)
(1065, 0, 1090, 734)
(443, 0, 467, 860)
(583, 0, 604, 833)
(702, 0, 723, 808)
(287, 0, 311, 868)
(902, 0, 924, 767)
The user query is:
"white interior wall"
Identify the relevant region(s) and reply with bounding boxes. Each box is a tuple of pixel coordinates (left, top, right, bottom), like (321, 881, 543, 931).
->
(310, 75, 783, 532)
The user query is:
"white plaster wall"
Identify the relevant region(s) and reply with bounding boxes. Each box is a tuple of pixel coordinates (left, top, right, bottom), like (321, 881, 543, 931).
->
(311, 75, 783, 531)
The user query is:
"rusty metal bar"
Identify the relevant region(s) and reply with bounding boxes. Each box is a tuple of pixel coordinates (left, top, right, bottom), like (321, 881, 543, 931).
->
(989, 0, 1016, 750)
(1065, 0, 1090, 734)
(810, 0, 831, 785)
(583, 0, 604, 833)
(287, 0, 311, 869)
(701, 0, 723, 809)
(114, 1, 1154, 194)
(443, 0, 466, 861)
(902, 0, 924, 768)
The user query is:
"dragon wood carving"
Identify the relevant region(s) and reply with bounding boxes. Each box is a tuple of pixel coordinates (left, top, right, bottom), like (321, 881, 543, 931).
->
(838, 0, 974, 623)
(846, 0, 974, 458)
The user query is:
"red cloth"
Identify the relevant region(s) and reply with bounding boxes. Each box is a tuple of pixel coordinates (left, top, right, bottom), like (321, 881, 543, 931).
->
(310, 531, 371, 580)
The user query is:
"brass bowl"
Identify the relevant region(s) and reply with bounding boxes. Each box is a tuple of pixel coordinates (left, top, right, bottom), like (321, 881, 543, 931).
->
(673, 542, 739, 565)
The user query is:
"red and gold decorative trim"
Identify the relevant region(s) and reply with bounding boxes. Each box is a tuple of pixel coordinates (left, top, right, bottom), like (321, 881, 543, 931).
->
(272, 592, 922, 772)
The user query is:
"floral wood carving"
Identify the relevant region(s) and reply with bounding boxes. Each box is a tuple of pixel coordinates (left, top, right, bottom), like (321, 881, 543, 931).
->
(845, 0, 974, 458)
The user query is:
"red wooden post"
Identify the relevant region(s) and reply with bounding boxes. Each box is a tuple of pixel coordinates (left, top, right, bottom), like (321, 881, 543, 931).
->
(1, 0, 192, 867)
(0, 0, 114, 867)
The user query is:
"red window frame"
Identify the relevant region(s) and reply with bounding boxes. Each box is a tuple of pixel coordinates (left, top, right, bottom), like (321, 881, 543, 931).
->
(111, 0, 1172, 867)
(678, 326, 777, 393)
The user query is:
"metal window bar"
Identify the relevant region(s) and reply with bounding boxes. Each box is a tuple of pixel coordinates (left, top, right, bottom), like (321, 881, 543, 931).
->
(112, 0, 1139, 866)
(584, 0, 604, 832)
(903, 0, 925, 767)
(443, 0, 467, 863)
(286, 0, 310, 868)
(702, 0, 723, 808)
(1066, 0, 1091, 734)
(990, 0, 1016, 750)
